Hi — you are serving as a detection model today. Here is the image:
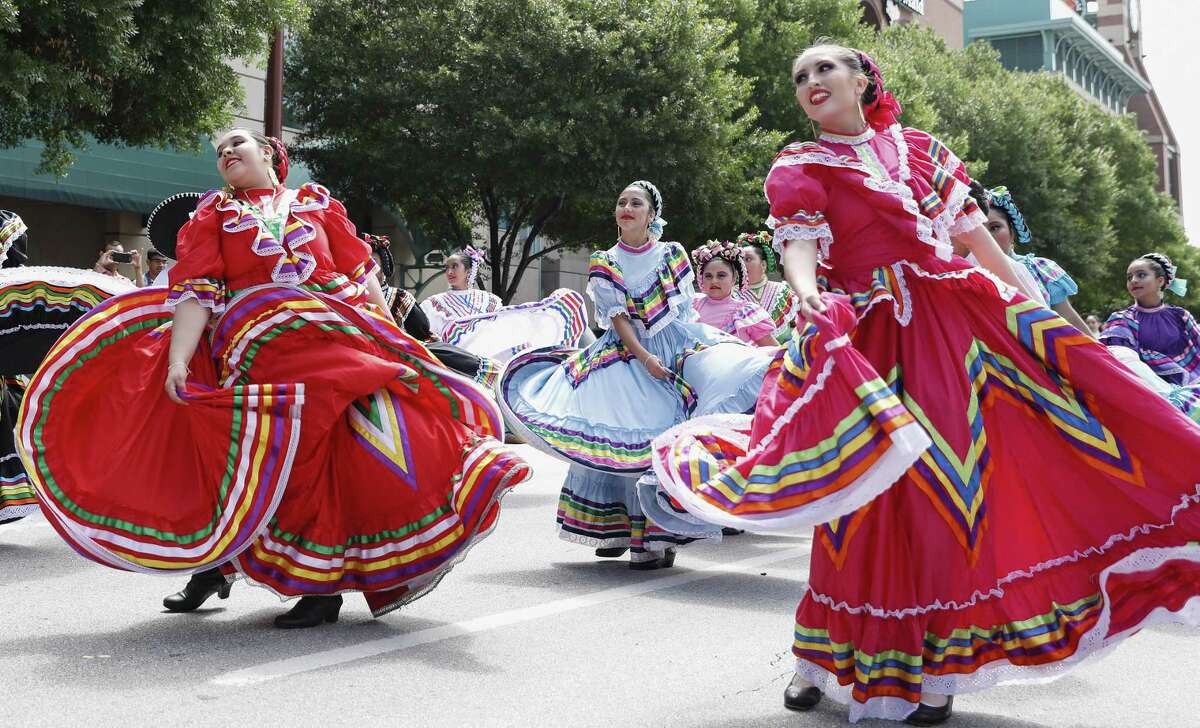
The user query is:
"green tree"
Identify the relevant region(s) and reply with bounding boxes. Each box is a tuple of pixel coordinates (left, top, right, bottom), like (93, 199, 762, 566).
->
(707, 0, 872, 141)
(0, 0, 307, 175)
(865, 24, 1194, 316)
(287, 0, 779, 303)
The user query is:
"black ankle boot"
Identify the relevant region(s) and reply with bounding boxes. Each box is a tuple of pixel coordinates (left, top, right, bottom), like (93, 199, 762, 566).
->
(162, 569, 231, 612)
(273, 595, 344, 629)
(594, 547, 628, 558)
(905, 695, 954, 726)
(783, 683, 822, 712)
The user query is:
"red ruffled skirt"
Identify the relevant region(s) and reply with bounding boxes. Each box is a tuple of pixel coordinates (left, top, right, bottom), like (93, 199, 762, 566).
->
(651, 258, 1200, 722)
(17, 285, 529, 616)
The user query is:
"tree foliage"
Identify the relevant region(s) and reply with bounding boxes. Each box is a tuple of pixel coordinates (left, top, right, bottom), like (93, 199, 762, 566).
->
(866, 25, 1195, 315)
(288, 0, 779, 302)
(0, 0, 307, 174)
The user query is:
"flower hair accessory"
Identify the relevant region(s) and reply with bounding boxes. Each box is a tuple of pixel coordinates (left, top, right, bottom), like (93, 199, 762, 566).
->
(630, 180, 668, 239)
(692, 239, 749, 294)
(986, 186, 1032, 244)
(855, 50, 902, 131)
(267, 136, 289, 184)
(461, 245, 486, 288)
(736, 231, 777, 274)
(1140, 252, 1189, 297)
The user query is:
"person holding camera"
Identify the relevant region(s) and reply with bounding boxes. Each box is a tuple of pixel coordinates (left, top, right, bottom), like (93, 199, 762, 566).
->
(93, 241, 142, 285)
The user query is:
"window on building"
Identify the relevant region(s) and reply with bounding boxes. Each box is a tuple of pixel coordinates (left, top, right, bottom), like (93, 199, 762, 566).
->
(989, 34, 1045, 72)
(1168, 152, 1182, 207)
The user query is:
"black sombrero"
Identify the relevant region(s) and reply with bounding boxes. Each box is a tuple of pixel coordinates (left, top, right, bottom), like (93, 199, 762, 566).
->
(147, 192, 204, 259)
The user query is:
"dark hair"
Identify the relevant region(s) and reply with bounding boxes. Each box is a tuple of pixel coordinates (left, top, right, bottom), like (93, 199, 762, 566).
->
(799, 39, 877, 106)
(1138, 252, 1175, 286)
(968, 181, 991, 217)
(699, 256, 740, 285)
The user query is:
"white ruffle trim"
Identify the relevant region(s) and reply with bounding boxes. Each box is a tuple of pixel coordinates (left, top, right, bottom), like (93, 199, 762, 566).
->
(651, 354, 932, 533)
(164, 288, 226, 314)
(808, 482, 1200, 619)
(771, 223, 834, 261)
(0, 265, 137, 295)
(798, 541, 1200, 723)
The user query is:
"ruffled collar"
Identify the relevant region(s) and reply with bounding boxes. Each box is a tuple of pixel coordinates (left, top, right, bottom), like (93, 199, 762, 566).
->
(1135, 302, 1167, 313)
(819, 126, 875, 146)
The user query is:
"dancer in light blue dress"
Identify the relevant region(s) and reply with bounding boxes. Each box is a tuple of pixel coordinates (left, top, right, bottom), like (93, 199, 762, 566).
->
(498, 180, 773, 568)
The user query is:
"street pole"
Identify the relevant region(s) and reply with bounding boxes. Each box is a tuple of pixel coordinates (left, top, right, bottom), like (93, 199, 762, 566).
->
(264, 29, 284, 138)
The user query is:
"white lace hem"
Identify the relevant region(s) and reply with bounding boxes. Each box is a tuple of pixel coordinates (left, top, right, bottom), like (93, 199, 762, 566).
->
(797, 542, 1200, 722)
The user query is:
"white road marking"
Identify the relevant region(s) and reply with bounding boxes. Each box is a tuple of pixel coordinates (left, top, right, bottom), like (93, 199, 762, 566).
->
(211, 545, 808, 687)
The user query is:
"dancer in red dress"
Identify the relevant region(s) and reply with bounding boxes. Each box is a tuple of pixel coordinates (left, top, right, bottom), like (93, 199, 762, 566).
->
(649, 44, 1200, 724)
(16, 130, 529, 628)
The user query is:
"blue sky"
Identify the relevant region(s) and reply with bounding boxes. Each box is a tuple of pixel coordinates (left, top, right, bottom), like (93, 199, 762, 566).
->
(1142, 0, 1197, 246)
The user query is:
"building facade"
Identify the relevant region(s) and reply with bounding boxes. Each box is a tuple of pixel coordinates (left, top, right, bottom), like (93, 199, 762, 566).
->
(964, 0, 1182, 209)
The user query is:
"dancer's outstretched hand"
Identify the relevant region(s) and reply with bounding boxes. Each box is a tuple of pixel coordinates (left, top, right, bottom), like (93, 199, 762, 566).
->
(164, 362, 189, 405)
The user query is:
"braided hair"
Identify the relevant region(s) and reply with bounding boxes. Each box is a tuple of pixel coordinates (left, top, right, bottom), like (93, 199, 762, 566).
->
(628, 180, 667, 239)
(985, 186, 1032, 244)
(1138, 252, 1188, 297)
(363, 233, 394, 280)
(736, 231, 778, 275)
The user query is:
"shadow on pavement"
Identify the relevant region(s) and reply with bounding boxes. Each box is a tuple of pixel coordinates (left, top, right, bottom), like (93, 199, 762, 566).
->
(2, 607, 500, 688)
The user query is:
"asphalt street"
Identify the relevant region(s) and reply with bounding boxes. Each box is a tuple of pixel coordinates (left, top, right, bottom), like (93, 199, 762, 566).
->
(2, 446, 1198, 728)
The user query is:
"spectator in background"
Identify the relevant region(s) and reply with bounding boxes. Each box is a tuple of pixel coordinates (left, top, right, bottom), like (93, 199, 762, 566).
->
(93, 241, 142, 285)
(1085, 314, 1103, 337)
(144, 249, 169, 286)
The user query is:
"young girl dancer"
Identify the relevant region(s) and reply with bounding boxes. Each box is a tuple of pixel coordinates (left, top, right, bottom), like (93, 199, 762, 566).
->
(691, 240, 778, 346)
(498, 181, 772, 568)
(739, 231, 800, 342)
(648, 44, 1200, 725)
(1101, 253, 1200, 420)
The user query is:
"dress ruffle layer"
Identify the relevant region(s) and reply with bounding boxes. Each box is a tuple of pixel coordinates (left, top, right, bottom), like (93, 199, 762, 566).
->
(652, 258, 1200, 722)
(17, 286, 530, 615)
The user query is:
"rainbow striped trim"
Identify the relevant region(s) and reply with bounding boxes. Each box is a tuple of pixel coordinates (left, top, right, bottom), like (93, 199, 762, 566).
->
(233, 436, 529, 609)
(441, 288, 588, 355)
(16, 289, 305, 572)
(165, 277, 226, 312)
(794, 592, 1103, 707)
(588, 242, 693, 334)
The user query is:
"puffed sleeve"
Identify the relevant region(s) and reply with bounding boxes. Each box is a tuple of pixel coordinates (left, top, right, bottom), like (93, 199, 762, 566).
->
(1100, 309, 1138, 349)
(585, 250, 630, 329)
(920, 131, 987, 236)
(319, 192, 378, 287)
(166, 190, 228, 313)
(764, 151, 833, 260)
(733, 302, 776, 343)
(1029, 256, 1078, 306)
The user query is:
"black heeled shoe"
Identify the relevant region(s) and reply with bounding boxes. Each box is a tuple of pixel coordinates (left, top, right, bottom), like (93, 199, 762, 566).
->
(905, 696, 954, 726)
(273, 595, 344, 629)
(721, 527, 744, 536)
(629, 548, 676, 570)
(595, 547, 629, 558)
(162, 569, 231, 612)
(783, 683, 823, 712)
